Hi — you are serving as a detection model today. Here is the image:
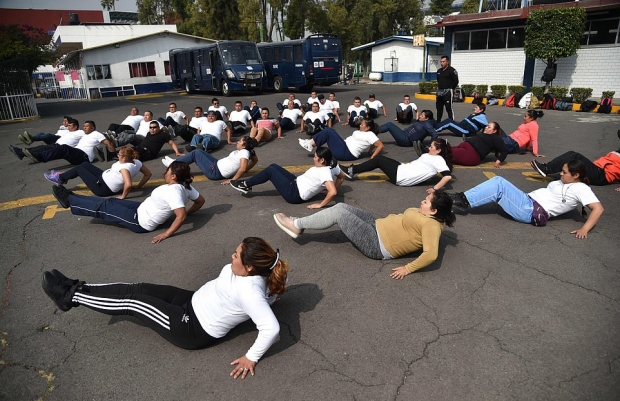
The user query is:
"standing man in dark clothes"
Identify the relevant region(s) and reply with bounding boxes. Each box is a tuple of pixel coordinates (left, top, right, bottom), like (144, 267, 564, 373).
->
(436, 55, 459, 121)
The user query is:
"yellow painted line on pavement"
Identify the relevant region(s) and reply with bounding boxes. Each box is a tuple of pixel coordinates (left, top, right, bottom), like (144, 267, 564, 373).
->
(482, 172, 496, 179)
(125, 94, 164, 100)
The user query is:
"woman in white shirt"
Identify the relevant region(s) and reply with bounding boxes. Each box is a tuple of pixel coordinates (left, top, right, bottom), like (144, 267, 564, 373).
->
(44, 147, 152, 199)
(163, 136, 258, 185)
(51, 161, 205, 243)
(298, 118, 384, 162)
(448, 159, 604, 238)
(342, 138, 453, 192)
(230, 147, 345, 209)
(41, 237, 289, 379)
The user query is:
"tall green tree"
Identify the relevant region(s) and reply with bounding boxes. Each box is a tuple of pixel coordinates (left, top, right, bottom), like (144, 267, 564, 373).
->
(459, 0, 486, 15)
(524, 7, 586, 91)
(429, 0, 453, 16)
(0, 24, 55, 74)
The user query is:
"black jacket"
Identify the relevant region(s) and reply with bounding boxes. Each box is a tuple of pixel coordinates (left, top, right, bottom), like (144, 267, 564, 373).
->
(437, 66, 459, 90)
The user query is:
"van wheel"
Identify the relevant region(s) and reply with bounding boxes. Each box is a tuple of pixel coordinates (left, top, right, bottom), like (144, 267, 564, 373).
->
(221, 80, 231, 97)
(273, 76, 283, 92)
(184, 79, 193, 94)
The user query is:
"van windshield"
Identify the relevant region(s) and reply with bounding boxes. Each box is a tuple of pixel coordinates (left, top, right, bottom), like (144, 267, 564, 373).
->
(219, 43, 262, 66)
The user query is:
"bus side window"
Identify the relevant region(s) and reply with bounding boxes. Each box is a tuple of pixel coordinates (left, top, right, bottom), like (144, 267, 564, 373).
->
(265, 48, 273, 63)
(294, 45, 303, 61)
(285, 46, 293, 62)
(274, 47, 282, 61)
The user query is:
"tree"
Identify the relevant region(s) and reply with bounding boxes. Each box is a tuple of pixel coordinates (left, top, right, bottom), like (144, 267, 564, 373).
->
(459, 0, 487, 15)
(524, 7, 586, 91)
(187, 0, 244, 40)
(429, 0, 453, 16)
(0, 24, 55, 75)
(136, 0, 175, 24)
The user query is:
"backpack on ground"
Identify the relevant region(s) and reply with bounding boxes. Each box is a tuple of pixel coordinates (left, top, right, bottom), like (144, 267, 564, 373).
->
(487, 97, 499, 106)
(579, 100, 598, 112)
(555, 100, 573, 111)
(518, 92, 532, 108)
(503, 94, 515, 107)
(453, 87, 464, 103)
(472, 92, 483, 105)
(541, 94, 557, 110)
(514, 93, 524, 108)
(598, 97, 612, 114)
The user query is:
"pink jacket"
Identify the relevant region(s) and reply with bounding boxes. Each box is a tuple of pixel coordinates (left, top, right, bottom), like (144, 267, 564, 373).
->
(509, 121, 539, 155)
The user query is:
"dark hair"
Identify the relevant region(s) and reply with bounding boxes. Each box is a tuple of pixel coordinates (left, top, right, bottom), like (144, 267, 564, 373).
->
(431, 191, 456, 227)
(404, 95, 410, 98)
(487, 121, 501, 135)
(318, 94, 325, 100)
(261, 107, 270, 114)
(69, 118, 79, 127)
(566, 159, 589, 185)
(63, 115, 72, 120)
(362, 117, 379, 134)
(526, 110, 544, 120)
(315, 146, 336, 168)
(421, 110, 434, 120)
(212, 97, 219, 103)
(239, 135, 257, 152)
(194, 106, 203, 112)
(354, 96, 362, 102)
(235, 100, 242, 105)
(241, 237, 289, 296)
(85, 120, 96, 129)
(144, 110, 153, 118)
(329, 92, 335, 96)
(432, 138, 454, 171)
(169, 102, 177, 107)
(475, 103, 486, 113)
(167, 161, 194, 189)
(441, 55, 450, 61)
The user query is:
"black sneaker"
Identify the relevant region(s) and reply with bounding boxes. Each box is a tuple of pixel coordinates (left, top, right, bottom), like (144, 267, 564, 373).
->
(23, 148, 40, 163)
(52, 185, 71, 209)
(8, 145, 25, 160)
(230, 180, 251, 194)
(41, 271, 74, 311)
(342, 164, 355, 180)
(530, 160, 548, 177)
(412, 140, 423, 157)
(447, 192, 470, 210)
(50, 269, 80, 287)
(185, 144, 195, 153)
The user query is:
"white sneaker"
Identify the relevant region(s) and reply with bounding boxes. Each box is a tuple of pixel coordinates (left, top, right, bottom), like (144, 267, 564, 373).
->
(161, 156, 174, 167)
(298, 139, 314, 153)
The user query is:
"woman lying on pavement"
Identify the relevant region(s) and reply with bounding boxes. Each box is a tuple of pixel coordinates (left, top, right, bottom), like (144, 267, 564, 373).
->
(273, 191, 455, 279)
(41, 237, 289, 380)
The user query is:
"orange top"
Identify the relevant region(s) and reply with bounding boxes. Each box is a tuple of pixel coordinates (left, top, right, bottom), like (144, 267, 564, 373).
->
(593, 151, 620, 183)
(509, 121, 539, 155)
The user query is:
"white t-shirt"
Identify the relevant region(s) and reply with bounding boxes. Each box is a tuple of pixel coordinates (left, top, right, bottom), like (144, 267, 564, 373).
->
(56, 130, 85, 147)
(137, 183, 200, 231)
(331, 100, 340, 110)
(304, 111, 329, 124)
(189, 116, 207, 129)
(283, 98, 301, 107)
(344, 130, 380, 158)
(396, 154, 450, 187)
(398, 102, 417, 111)
(347, 105, 367, 115)
(296, 165, 341, 200)
(282, 108, 303, 124)
(75, 131, 107, 162)
(529, 181, 599, 217)
(217, 149, 251, 178)
(229, 110, 252, 124)
(101, 160, 143, 192)
(197, 120, 227, 140)
(307, 96, 320, 105)
(120, 115, 144, 130)
(192, 264, 279, 362)
(319, 100, 335, 113)
(136, 120, 163, 137)
(208, 105, 228, 118)
(364, 99, 383, 110)
(166, 110, 187, 125)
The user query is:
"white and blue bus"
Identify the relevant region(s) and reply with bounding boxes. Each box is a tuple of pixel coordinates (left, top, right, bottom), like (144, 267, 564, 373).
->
(258, 34, 342, 92)
(170, 41, 265, 96)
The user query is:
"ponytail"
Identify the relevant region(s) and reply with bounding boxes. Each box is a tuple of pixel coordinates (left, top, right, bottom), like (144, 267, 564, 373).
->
(241, 237, 289, 296)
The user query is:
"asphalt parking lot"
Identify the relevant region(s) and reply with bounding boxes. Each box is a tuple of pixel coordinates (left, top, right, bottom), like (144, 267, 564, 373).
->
(1, 83, 619, 400)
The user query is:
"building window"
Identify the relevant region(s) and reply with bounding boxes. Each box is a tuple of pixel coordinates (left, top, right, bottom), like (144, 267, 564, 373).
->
(507, 28, 525, 48)
(454, 27, 525, 50)
(164, 61, 170, 76)
(471, 30, 488, 50)
(85, 64, 111, 80)
(129, 62, 156, 78)
(427, 45, 445, 55)
(488, 29, 507, 49)
(582, 19, 619, 45)
(454, 31, 470, 50)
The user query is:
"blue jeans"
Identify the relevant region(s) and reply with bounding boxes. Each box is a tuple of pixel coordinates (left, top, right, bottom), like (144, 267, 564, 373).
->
(68, 194, 149, 233)
(190, 134, 220, 151)
(312, 128, 356, 161)
(464, 176, 533, 224)
(502, 136, 520, 153)
(59, 162, 115, 196)
(34, 144, 90, 165)
(176, 150, 223, 180)
(378, 122, 412, 147)
(157, 116, 179, 127)
(278, 117, 296, 131)
(32, 132, 59, 144)
(244, 164, 303, 203)
(244, 106, 261, 123)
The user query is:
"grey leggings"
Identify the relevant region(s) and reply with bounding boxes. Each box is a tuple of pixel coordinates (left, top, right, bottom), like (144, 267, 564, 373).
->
(296, 203, 383, 259)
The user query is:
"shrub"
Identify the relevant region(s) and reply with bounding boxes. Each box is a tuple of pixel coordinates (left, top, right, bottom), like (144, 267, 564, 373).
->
(490, 85, 507, 98)
(419, 81, 437, 95)
(548, 86, 568, 99)
(602, 91, 615, 99)
(570, 87, 593, 103)
(530, 86, 545, 99)
(461, 84, 476, 97)
(475, 84, 489, 95)
(508, 85, 526, 94)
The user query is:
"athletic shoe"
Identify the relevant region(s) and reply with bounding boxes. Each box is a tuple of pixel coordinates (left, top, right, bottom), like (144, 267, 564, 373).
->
(52, 185, 71, 209)
(8, 145, 25, 160)
(22, 148, 40, 163)
(44, 170, 66, 185)
(298, 138, 314, 153)
(185, 144, 195, 153)
(412, 140, 423, 157)
(341, 164, 356, 180)
(105, 130, 119, 148)
(353, 116, 363, 126)
(196, 142, 205, 151)
(273, 213, 303, 239)
(164, 125, 176, 138)
(41, 271, 82, 312)
(447, 192, 470, 210)
(229, 180, 251, 194)
(530, 160, 548, 177)
(50, 269, 80, 287)
(161, 156, 175, 167)
(303, 124, 315, 136)
(22, 130, 34, 145)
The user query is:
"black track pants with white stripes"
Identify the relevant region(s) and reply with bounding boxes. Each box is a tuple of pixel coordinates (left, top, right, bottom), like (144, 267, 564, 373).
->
(74, 283, 217, 349)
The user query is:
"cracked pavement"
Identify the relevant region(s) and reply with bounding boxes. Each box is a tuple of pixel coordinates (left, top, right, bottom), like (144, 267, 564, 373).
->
(1, 88, 619, 400)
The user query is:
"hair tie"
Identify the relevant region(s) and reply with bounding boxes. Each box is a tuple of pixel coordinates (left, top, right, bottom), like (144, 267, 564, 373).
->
(269, 249, 280, 270)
